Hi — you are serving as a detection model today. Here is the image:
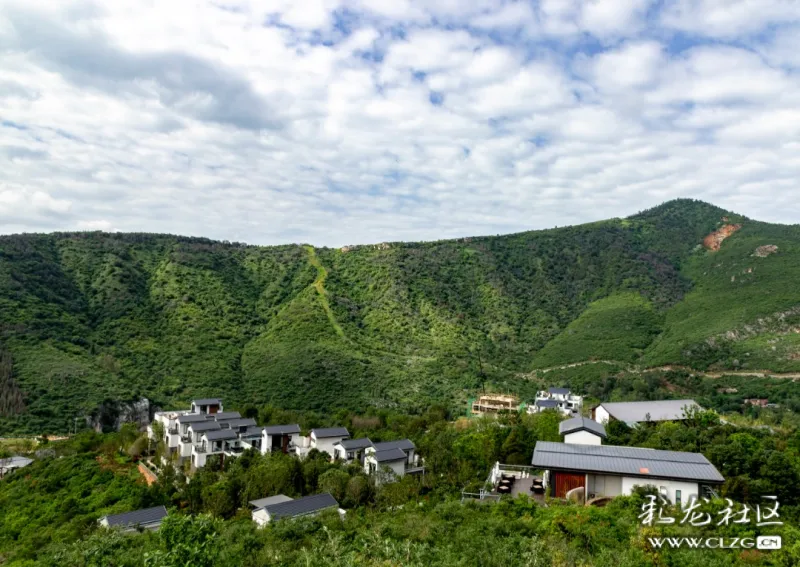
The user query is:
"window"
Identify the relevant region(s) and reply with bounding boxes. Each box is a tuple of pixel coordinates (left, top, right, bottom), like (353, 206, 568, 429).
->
(675, 490, 682, 507)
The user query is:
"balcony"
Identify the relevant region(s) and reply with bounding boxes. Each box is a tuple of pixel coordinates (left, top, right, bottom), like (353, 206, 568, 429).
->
(168, 427, 178, 435)
(194, 444, 207, 454)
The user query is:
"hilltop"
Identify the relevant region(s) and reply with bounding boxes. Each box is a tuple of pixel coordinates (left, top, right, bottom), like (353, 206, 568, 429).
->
(2, 199, 800, 433)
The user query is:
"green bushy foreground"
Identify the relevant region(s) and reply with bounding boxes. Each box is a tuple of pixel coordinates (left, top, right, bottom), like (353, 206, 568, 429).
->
(2, 407, 800, 566)
(2, 199, 800, 433)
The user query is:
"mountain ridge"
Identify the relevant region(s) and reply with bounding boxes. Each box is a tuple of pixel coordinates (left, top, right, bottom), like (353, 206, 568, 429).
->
(2, 199, 799, 433)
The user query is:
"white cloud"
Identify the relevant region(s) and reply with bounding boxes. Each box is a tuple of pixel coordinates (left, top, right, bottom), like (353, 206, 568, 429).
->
(580, 0, 652, 38)
(0, 0, 798, 245)
(660, 0, 800, 38)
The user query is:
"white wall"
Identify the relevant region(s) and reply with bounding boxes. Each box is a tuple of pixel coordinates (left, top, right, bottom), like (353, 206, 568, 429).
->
(365, 456, 405, 484)
(262, 433, 301, 454)
(252, 508, 270, 528)
(312, 437, 344, 459)
(621, 477, 699, 507)
(594, 406, 611, 424)
(564, 430, 602, 445)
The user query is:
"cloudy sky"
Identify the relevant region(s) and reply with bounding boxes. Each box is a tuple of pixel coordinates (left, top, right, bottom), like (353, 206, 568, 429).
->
(1, 0, 798, 247)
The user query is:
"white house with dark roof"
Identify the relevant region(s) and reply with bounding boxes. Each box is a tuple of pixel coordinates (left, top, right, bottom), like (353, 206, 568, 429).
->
(592, 399, 701, 427)
(192, 428, 238, 469)
(250, 493, 343, 527)
(532, 441, 724, 506)
(363, 439, 422, 483)
(99, 505, 168, 533)
(333, 438, 374, 464)
(309, 427, 350, 458)
(559, 416, 607, 445)
(191, 398, 223, 415)
(529, 387, 583, 416)
(261, 424, 302, 454)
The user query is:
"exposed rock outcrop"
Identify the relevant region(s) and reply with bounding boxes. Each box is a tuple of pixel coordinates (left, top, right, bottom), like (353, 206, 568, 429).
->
(703, 224, 742, 251)
(753, 245, 778, 258)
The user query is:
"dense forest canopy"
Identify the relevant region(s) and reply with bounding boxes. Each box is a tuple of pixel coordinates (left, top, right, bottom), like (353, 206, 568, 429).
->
(2, 198, 800, 433)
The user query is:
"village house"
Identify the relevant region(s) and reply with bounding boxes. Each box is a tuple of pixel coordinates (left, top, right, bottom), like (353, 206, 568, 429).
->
(363, 439, 423, 483)
(260, 424, 302, 454)
(471, 394, 519, 416)
(531, 415, 723, 506)
(99, 505, 168, 532)
(250, 493, 343, 527)
(592, 399, 701, 426)
(528, 387, 583, 416)
(308, 427, 350, 457)
(558, 416, 606, 445)
(333, 437, 374, 464)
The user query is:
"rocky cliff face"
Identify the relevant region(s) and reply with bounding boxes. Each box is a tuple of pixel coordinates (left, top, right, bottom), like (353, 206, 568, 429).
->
(86, 398, 153, 433)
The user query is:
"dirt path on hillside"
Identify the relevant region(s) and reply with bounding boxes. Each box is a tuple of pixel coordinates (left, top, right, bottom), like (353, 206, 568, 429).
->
(524, 361, 800, 381)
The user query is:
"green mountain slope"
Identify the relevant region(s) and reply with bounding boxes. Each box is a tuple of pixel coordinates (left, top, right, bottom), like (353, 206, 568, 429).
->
(2, 199, 799, 433)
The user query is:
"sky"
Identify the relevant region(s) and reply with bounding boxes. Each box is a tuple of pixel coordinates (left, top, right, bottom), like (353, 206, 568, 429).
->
(0, 0, 798, 247)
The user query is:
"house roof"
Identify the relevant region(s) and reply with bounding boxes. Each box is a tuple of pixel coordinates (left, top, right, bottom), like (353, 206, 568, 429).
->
(372, 448, 408, 462)
(249, 495, 294, 509)
(102, 505, 168, 528)
(338, 438, 374, 450)
(265, 493, 339, 520)
(203, 429, 238, 441)
(598, 400, 701, 423)
(240, 427, 263, 438)
(192, 398, 222, 406)
(372, 439, 415, 452)
(312, 427, 350, 439)
(0, 456, 33, 469)
(535, 399, 560, 408)
(177, 413, 208, 424)
(559, 416, 607, 438)
(532, 441, 724, 483)
(211, 411, 241, 421)
(225, 418, 257, 429)
(188, 421, 221, 433)
(549, 387, 571, 395)
(263, 424, 301, 435)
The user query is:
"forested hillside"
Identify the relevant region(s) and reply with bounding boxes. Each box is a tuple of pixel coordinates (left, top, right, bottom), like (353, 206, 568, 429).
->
(2, 199, 800, 433)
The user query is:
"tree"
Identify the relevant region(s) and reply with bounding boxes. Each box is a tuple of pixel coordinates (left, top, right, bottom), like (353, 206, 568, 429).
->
(319, 469, 350, 503)
(144, 514, 220, 567)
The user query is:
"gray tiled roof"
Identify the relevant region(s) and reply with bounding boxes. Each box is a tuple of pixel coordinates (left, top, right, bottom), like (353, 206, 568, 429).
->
(177, 413, 208, 424)
(189, 421, 222, 433)
(102, 505, 168, 528)
(240, 427, 263, 438)
(225, 418, 257, 429)
(265, 493, 339, 520)
(549, 387, 571, 395)
(532, 442, 724, 483)
(599, 400, 700, 423)
(338, 438, 373, 450)
(559, 416, 607, 438)
(373, 448, 407, 462)
(204, 429, 238, 441)
(212, 411, 242, 421)
(249, 495, 294, 509)
(192, 398, 222, 405)
(535, 399, 560, 408)
(312, 427, 350, 439)
(372, 439, 415, 452)
(264, 424, 301, 435)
